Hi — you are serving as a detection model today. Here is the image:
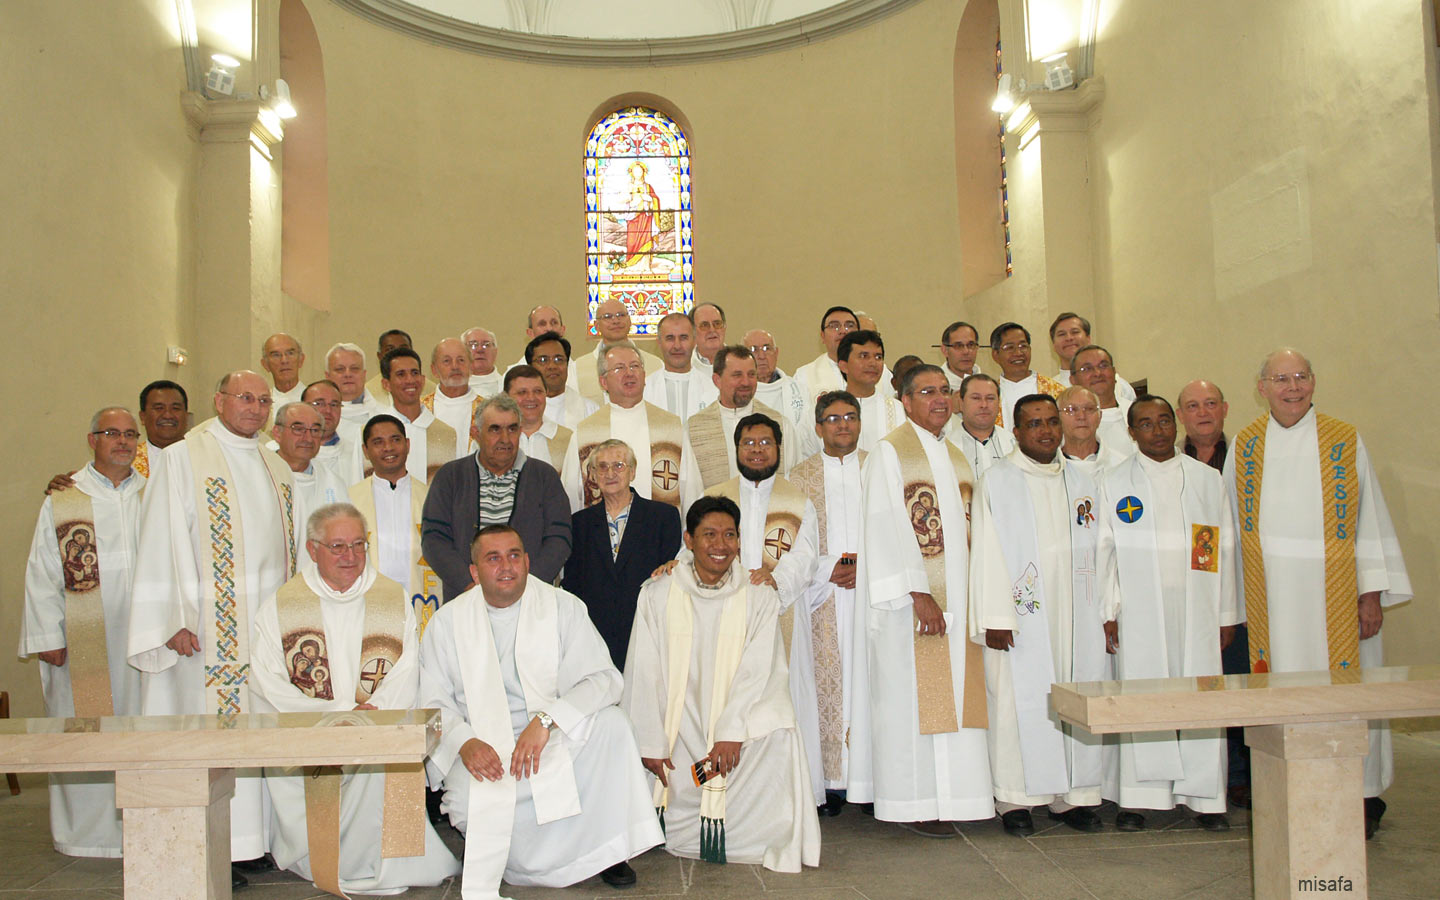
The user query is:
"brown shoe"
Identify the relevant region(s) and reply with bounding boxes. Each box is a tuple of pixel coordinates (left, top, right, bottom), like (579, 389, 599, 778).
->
(900, 820, 956, 838)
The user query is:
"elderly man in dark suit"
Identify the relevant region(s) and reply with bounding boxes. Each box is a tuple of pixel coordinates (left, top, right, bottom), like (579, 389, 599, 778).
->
(422, 394, 571, 599)
(562, 438, 682, 668)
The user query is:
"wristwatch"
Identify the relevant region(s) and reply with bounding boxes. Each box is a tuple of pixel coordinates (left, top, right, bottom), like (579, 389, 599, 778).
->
(535, 711, 555, 730)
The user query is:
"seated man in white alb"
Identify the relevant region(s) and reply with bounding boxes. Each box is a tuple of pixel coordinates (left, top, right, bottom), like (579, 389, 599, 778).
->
(419, 525, 662, 894)
(250, 503, 460, 895)
(622, 495, 821, 872)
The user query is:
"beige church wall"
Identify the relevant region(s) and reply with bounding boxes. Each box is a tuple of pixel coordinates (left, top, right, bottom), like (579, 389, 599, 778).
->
(1086, 0, 1440, 666)
(300, 0, 975, 379)
(0, 0, 200, 715)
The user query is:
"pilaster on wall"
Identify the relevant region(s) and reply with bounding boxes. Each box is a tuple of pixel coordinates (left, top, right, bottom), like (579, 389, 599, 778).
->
(181, 92, 300, 392)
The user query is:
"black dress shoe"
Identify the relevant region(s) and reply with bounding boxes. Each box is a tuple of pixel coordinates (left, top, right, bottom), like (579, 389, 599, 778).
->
(1115, 810, 1146, 832)
(1048, 806, 1104, 833)
(1001, 809, 1035, 837)
(1227, 784, 1251, 810)
(231, 854, 275, 873)
(1364, 796, 1386, 840)
(818, 792, 845, 817)
(1196, 813, 1230, 832)
(601, 861, 636, 888)
(231, 867, 249, 890)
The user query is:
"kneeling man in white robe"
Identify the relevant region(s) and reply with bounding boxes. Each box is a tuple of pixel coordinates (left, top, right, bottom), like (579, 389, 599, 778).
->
(251, 503, 460, 894)
(622, 495, 821, 873)
(420, 524, 663, 897)
(1097, 396, 1237, 832)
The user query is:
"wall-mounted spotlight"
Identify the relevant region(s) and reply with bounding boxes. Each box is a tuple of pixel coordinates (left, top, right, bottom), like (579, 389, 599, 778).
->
(1041, 52, 1074, 91)
(992, 73, 1016, 113)
(263, 79, 297, 119)
(205, 53, 239, 97)
(167, 345, 189, 366)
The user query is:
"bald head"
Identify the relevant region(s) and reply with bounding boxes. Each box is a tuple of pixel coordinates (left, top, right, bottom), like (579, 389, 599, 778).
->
(260, 332, 305, 392)
(595, 298, 633, 342)
(743, 329, 780, 382)
(214, 370, 272, 438)
(1176, 379, 1229, 446)
(432, 338, 471, 393)
(527, 305, 565, 338)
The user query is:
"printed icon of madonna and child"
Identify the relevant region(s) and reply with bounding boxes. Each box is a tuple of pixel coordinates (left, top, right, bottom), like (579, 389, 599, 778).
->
(597, 159, 680, 278)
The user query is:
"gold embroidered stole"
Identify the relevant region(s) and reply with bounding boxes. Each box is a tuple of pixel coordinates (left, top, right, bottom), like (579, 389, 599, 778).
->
(547, 425, 574, 468)
(707, 475, 808, 654)
(421, 392, 481, 458)
(1235, 412, 1360, 672)
(995, 373, 1064, 429)
(50, 488, 114, 717)
(274, 573, 425, 897)
(133, 442, 150, 479)
(189, 430, 296, 716)
(347, 477, 441, 638)
(788, 451, 866, 782)
(688, 401, 788, 491)
(577, 403, 683, 508)
(882, 424, 986, 734)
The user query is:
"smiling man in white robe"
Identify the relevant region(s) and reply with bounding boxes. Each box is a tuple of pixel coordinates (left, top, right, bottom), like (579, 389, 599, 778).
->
(623, 496, 821, 872)
(305, 379, 365, 487)
(948, 374, 1016, 477)
(251, 504, 460, 894)
(380, 346, 459, 483)
(21, 408, 145, 858)
(1097, 396, 1237, 832)
(420, 524, 662, 896)
(425, 338, 485, 460)
(849, 365, 993, 837)
(644, 312, 717, 423)
(836, 331, 905, 454)
(1223, 348, 1412, 839)
(271, 402, 346, 551)
(128, 370, 297, 884)
(970, 392, 1118, 838)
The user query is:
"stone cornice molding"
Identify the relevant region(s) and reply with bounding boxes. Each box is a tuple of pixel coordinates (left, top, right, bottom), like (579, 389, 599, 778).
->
(1005, 76, 1104, 148)
(181, 92, 285, 151)
(330, 0, 925, 65)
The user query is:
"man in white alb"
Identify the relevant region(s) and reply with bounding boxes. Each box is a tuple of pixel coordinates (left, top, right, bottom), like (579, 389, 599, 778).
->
(989, 322, 1064, 430)
(562, 341, 685, 512)
(261, 332, 307, 407)
(970, 393, 1117, 837)
(835, 330, 904, 453)
(420, 525, 663, 893)
(363, 329, 435, 406)
(680, 345, 804, 504)
(938, 321, 983, 393)
(327, 342, 382, 431)
(623, 495, 821, 872)
(1059, 385, 1129, 477)
(689, 302, 727, 371)
(271, 402, 346, 550)
(1097, 396, 1236, 832)
(507, 364, 573, 469)
(463, 325, 503, 397)
(304, 380, 365, 486)
(793, 306, 859, 404)
(850, 365, 994, 836)
(128, 370, 297, 882)
(527, 331, 596, 429)
(505, 305, 578, 387)
(643, 311, 716, 422)
(250, 503, 460, 894)
(572, 299, 663, 406)
(425, 337, 484, 460)
(22, 408, 145, 858)
(948, 373, 1016, 477)
(1223, 348, 1411, 839)
(1070, 344, 1134, 454)
(1048, 312, 1137, 401)
(746, 328, 810, 434)
(379, 346, 457, 482)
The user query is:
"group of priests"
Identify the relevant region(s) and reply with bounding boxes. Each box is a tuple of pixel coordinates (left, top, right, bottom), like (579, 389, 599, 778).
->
(20, 299, 1412, 898)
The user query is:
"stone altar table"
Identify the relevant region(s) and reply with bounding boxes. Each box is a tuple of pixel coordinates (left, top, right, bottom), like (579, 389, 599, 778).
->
(0, 708, 438, 900)
(1051, 664, 1440, 900)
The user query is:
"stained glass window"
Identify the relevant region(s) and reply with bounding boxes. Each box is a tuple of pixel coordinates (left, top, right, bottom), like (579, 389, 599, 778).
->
(585, 107, 693, 337)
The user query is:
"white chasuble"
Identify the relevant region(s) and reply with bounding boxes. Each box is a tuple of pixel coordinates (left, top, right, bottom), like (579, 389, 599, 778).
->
(644, 367, 717, 423)
(383, 404, 453, 484)
(1098, 453, 1236, 813)
(622, 557, 821, 873)
(969, 452, 1115, 807)
(1223, 407, 1412, 796)
(349, 475, 441, 638)
(679, 401, 804, 508)
(21, 464, 144, 858)
(291, 464, 347, 550)
(127, 418, 295, 860)
(419, 578, 661, 897)
(425, 389, 481, 459)
(755, 372, 810, 436)
(854, 391, 905, 454)
(789, 450, 864, 791)
(250, 565, 460, 894)
(849, 420, 994, 823)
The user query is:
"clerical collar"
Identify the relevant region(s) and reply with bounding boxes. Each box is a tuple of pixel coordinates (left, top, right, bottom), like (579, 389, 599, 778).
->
(961, 421, 995, 444)
(823, 449, 859, 465)
(381, 475, 405, 490)
(1002, 371, 1035, 384)
(1063, 444, 1100, 462)
(209, 418, 260, 448)
(1016, 451, 1063, 474)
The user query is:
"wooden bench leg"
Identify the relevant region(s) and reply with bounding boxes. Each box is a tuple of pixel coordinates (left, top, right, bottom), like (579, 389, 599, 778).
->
(1, 692, 17, 795)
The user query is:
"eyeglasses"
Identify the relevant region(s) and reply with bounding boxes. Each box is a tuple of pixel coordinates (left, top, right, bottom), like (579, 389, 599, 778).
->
(1074, 359, 1113, 375)
(593, 460, 630, 473)
(740, 438, 776, 448)
(532, 354, 567, 365)
(909, 386, 952, 398)
(747, 344, 775, 354)
(999, 341, 1031, 352)
(823, 321, 858, 333)
(92, 429, 141, 440)
(465, 340, 496, 350)
(606, 363, 645, 376)
(943, 341, 980, 351)
(315, 539, 369, 556)
(597, 311, 630, 322)
(1265, 372, 1314, 386)
(1061, 404, 1099, 416)
(1132, 418, 1175, 432)
(220, 391, 273, 407)
(820, 413, 858, 425)
(284, 423, 324, 438)
(308, 399, 342, 410)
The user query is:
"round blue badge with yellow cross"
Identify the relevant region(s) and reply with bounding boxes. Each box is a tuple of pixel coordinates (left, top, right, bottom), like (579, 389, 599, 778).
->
(1116, 496, 1144, 523)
